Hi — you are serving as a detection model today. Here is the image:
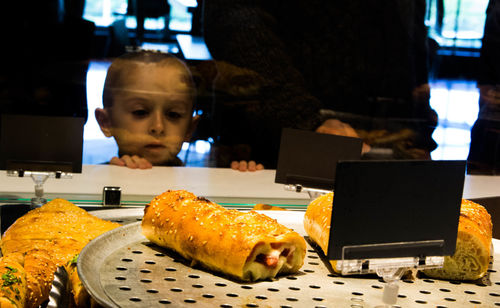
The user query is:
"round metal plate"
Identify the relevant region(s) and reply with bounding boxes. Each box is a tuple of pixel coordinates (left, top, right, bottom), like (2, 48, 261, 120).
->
(80, 210, 500, 307)
(90, 208, 145, 225)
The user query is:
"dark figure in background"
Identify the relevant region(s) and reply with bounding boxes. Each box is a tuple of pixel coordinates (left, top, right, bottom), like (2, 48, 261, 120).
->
(467, 0, 500, 175)
(127, 0, 171, 45)
(204, 0, 437, 169)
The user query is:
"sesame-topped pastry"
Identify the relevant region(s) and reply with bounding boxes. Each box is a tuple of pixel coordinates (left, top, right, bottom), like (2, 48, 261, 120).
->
(303, 193, 340, 272)
(142, 190, 306, 281)
(1, 199, 122, 307)
(423, 199, 492, 281)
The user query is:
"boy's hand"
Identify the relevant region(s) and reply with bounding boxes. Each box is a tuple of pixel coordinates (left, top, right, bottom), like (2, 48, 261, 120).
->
(110, 155, 153, 169)
(231, 160, 264, 172)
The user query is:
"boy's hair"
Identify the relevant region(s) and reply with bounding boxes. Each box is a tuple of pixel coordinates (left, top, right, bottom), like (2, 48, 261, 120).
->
(102, 51, 196, 109)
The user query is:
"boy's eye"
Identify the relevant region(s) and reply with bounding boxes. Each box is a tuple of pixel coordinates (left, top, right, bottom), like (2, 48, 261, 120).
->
(132, 109, 149, 117)
(166, 111, 182, 119)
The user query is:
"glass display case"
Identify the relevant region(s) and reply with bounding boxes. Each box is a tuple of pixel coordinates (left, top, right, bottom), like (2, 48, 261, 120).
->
(0, 0, 499, 307)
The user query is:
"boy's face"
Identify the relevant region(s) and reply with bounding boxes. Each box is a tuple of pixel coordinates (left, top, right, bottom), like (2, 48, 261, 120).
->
(101, 63, 196, 165)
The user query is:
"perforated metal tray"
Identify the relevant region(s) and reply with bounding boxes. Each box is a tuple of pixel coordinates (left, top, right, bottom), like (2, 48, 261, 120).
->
(80, 209, 500, 308)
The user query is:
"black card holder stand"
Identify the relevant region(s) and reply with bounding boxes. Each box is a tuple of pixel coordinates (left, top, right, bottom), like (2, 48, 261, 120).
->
(1, 114, 84, 208)
(275, 128, 363, 199)
(282, 183, 447, 306)
(284, 183, 449, 306)
(6, 170, 73, 208)
(326, 160, 466, 307)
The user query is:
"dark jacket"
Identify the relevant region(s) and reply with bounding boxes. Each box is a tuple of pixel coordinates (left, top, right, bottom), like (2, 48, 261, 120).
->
(204, 0, 436, 167)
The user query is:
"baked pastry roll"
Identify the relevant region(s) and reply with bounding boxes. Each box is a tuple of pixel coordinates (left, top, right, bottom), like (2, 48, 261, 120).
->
(304, 194, 493, 281)
(1, 199, 121, 307)
(142, 190, 306, 281)
(423, 199, 492, 280)
(303, 193, 340, 272)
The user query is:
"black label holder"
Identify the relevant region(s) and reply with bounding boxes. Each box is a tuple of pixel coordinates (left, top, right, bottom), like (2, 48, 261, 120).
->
(275, 128, 363, 198)
(1, 114, 84, 208)
(327, 160, 466, 306)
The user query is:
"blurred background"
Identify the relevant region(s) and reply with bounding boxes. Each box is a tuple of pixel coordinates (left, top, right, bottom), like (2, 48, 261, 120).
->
(0, 0, 496, 169)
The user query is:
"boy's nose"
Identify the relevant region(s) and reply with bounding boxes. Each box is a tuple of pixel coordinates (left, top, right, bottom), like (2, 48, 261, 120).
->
(149, 113, 165, 136)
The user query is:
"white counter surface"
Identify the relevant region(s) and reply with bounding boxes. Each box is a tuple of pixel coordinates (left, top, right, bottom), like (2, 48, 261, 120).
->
(463, 175, 500, 199)
(1, 165, 499, 205)
(0, 165, 310, 205)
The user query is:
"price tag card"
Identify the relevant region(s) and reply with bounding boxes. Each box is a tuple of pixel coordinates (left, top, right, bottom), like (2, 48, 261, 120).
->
(275, 128, 363, 190)
(0, 114, 84, 173)
(327, 160, 466, 260)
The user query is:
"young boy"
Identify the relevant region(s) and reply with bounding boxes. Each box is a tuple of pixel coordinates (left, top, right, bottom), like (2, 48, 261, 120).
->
(95, 51, 199, 169)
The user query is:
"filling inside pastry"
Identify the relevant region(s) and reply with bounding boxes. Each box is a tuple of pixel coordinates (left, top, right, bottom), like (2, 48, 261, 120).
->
(423, 230, 489, 280)
(243, 242, 299, 281)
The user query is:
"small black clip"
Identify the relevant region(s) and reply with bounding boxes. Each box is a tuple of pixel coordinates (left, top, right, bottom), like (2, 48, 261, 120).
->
(103, 186, 122, 207)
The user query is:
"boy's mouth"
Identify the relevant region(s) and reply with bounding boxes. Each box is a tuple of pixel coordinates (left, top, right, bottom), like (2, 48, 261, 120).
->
(145, 143, 166, 149)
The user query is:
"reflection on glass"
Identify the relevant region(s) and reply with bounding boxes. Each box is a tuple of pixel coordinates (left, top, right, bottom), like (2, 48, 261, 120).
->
(83, 0, 193, 31)
(427, 0, 489, 48)
(3, 0, 496, 173)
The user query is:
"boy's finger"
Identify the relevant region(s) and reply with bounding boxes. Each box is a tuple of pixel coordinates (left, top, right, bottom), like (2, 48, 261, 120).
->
(131, 155, 147, 169)
(143, 159, 153, 169)
(248, 161, 256, 171)
(239, 160, 248, 172)
(109, 156, 126, 166)
(122, 155, 138, 169)
(136, 157, 153, 169)
(231, 161, 239, 170)
(256, 163, 264, 170)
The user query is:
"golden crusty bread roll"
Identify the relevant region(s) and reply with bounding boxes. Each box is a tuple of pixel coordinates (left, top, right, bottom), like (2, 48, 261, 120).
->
(304, 194, 493, 280)
(1, 199, 121, 307)
(142, 190, 306, 281)
(423, 199, 492, 280)
(303, 193, 340, 272)
(0, 253, 26, 308)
